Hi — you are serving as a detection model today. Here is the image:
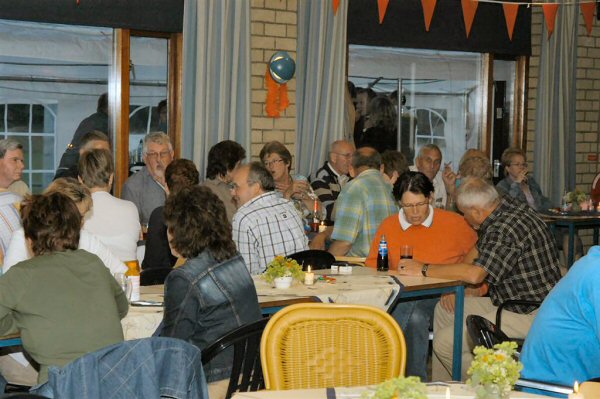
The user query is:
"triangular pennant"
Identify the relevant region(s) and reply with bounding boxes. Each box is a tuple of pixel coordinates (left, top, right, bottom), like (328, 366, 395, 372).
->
(420, 0, 438, 31)
(542, 4, 559, 39)
(502, 3, 519, 41)
(377, 0, 390, 24)
(581, 1, 595, 36)
(461, 0, 479, 38)
(333, 0, 341, 16)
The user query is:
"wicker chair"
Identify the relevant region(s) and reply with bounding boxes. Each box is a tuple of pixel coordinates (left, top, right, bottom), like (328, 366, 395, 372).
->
(260, 303, 406, 390)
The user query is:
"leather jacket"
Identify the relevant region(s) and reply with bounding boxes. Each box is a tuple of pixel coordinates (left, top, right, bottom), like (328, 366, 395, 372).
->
(161, 251, 261, 382)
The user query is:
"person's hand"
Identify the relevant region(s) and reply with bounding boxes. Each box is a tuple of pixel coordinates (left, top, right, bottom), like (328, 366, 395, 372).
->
(439, 293, 455, 313)
(515, 169, 528, 184)
(309, 232, 327, 250)
(397, 258, 423, 276)
(442, 163, 457, 195)
(285, 180, 311, 200)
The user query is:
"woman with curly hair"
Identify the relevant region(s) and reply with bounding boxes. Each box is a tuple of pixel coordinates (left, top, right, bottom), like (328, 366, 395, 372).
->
(357, 95, 398, 154)
(159, 185, 261, 391)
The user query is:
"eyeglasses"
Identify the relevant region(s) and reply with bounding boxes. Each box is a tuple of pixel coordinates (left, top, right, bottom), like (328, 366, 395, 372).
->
(264, 158, 285, 168)
(227, 182, 239, 190)
(510, 162, 528, 168)
(145, 151, 172, 160)
(333, 152, 352, 159)
(400, 200, 430, 210)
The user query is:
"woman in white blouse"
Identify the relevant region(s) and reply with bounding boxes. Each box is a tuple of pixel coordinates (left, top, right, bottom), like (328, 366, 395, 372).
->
(3, 177, 126, 275)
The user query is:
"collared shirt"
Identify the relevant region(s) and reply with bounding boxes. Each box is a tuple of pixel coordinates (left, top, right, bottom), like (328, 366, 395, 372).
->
(332, 169, 398, 257)
(121, 166, 167, 225)
(0, 190, 21, 257)
(232, 191, 308, 275)
(202, 178, 237, 222)
(409, 166, 447, 209)
(310, 161, 349, 221)
(475, 196, 561, 313)
(398, 205, 434, 231)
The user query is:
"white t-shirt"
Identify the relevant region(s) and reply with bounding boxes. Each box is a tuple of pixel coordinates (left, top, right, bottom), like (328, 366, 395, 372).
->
(3, 228, 127, 275)
(409, 166, 447, 209)
(83, 191, 141, 261)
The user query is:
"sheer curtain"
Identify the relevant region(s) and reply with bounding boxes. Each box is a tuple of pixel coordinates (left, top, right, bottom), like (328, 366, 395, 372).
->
(181, 0, 251, 177)
(533, 6, 578, 204)
(296, 1, 349, 177)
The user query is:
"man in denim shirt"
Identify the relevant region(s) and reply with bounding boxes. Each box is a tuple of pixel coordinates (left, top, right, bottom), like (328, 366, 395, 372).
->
(160, 185, 261, 383)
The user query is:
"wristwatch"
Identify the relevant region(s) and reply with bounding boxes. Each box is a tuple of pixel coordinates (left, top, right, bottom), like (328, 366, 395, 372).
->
(421, 263, 429, 277)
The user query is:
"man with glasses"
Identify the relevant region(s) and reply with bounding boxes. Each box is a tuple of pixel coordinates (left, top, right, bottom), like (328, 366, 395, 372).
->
(122, 132, 174, 224)
(365, 171, 477, 381)
(230, 162, 308, 275)
(410, 144, 447, 209)
(309, 140, 355, 222)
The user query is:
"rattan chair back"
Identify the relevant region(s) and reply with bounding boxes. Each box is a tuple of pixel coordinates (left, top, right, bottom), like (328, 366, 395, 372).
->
(260, 303, 406, 390)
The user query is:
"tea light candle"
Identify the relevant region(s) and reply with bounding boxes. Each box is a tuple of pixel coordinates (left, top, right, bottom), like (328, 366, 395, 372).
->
(445, 387, 450, 399)
(318, 221, 327, 233)
(304, 265, 315, 285)
(569, 381, 584, 399)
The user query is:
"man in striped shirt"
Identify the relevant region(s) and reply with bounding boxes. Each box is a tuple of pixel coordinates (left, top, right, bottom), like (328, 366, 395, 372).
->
(230, 162, 308, 275)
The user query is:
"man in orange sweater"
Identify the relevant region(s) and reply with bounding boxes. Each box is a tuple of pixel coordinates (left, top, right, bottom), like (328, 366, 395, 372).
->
(366, 171, 478, 381)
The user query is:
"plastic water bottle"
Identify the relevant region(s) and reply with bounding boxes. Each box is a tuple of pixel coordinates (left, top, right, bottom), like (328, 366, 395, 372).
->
(377, 235, 389, 272)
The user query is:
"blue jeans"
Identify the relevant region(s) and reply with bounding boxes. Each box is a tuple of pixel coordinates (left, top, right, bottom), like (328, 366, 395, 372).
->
(391, 297, 440, 381)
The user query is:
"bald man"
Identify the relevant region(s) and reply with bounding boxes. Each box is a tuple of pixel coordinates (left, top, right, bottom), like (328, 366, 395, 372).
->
(309, 140, 355, 222)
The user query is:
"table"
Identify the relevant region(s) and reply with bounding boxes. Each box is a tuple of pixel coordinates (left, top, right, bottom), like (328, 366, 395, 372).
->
(540, 212, 600, 267)
(231, 383, 554, 398)
(124, 267, 466, 380)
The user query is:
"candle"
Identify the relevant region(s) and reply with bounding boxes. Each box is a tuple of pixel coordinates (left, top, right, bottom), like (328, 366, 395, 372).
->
(445, 387, 450, 399)
(318, 221, 327, 233)
(568, 381, 584, 399)
(304, 265, 315, 285)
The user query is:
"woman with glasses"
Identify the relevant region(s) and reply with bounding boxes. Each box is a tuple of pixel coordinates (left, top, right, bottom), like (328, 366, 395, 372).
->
(497, 147, 582, 266)
(365, 171, 478, 381)
(259, 141, 322, 226)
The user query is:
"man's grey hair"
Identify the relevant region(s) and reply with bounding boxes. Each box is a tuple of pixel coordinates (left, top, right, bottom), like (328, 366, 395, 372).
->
(247, 162, 275, 191)
(351, 147, 381, 170)
(456, 177, 500, 210)
(0, 138, 23, 159)
(416, 143, 442, 161)
(142, 132, 173, 154)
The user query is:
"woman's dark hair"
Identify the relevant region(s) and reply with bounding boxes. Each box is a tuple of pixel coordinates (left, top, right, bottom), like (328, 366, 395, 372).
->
(205, 140, 246, 179)
(367, 96, 397, 132)
(22, 192, 81, 256)
(393, 171, 434, 201)
(163, 185, 237, 261)
(381, 150, 408, 177)
(259, 141, 292, 172)
(166, 159, 199, 195)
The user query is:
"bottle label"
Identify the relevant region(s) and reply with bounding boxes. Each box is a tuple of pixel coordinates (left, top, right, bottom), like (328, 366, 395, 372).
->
(379, 242, 388, 256)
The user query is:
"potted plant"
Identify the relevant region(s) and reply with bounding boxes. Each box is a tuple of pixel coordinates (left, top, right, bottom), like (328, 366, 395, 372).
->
(467, 341, 523, 399)
(563, 190, 588, 211)
(262, 255, 304, 289)
(362, 376, 426, 399)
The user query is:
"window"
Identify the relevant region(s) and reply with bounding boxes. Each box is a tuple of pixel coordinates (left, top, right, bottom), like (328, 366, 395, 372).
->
(0, 103, 56, 193)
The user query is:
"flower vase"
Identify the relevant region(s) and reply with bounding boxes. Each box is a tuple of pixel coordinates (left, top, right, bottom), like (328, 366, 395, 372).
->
(571, 202, 581, 212)
(273, 276, 293, 289)
(474, 383, 511, 399)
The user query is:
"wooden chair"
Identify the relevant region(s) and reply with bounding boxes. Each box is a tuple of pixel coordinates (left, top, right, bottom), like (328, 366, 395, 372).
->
(260, 303, 406, 390)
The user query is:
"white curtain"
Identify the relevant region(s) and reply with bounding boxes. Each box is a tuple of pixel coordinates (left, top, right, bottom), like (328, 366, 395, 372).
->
(296, 1, 349, 176)
(533, 6, 578, 204)
(181, 0, 251, 177)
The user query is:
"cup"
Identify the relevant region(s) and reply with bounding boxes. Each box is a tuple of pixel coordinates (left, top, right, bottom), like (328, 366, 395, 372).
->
(400, 245, 413, 260)
(114, 273, 133, 301)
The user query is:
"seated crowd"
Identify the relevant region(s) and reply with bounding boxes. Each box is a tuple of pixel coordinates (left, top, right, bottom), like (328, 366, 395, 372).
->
(0, 130, 595, 396)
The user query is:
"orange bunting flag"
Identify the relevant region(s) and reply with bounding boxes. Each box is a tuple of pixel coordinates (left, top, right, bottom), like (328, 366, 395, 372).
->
(461, 0, 479, 38)
(265, 67, 289, 118)
(542, 4, 559, 39)
(502, 3, 520, 41)
(377, 0, 390, 24)
(581, 1, 595, 36)
(421, 0, 438, 31)
(333, 0, 341, 16)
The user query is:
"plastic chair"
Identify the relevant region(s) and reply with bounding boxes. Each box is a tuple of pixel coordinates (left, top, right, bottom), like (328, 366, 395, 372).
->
(140, 268, 173, 286)
(466, 315, 511, 350)
(201, 318, 269, 399)
(260, 303, 406, 390)
(288, 250, 335, 271)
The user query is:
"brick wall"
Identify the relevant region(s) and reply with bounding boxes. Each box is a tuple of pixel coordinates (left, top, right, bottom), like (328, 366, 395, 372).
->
(527, 6, 600, 249)
(249, 0, 298, 162)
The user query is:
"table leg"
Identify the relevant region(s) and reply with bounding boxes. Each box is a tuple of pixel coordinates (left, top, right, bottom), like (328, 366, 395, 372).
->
(594, 227, 599, 246)
(568, 224, 575, 268)
(452, 285, 465, 381)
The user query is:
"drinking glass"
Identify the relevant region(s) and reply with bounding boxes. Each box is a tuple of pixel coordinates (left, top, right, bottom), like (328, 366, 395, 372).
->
(400, 245, 413, 260)
(114, 273, 133, 301)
